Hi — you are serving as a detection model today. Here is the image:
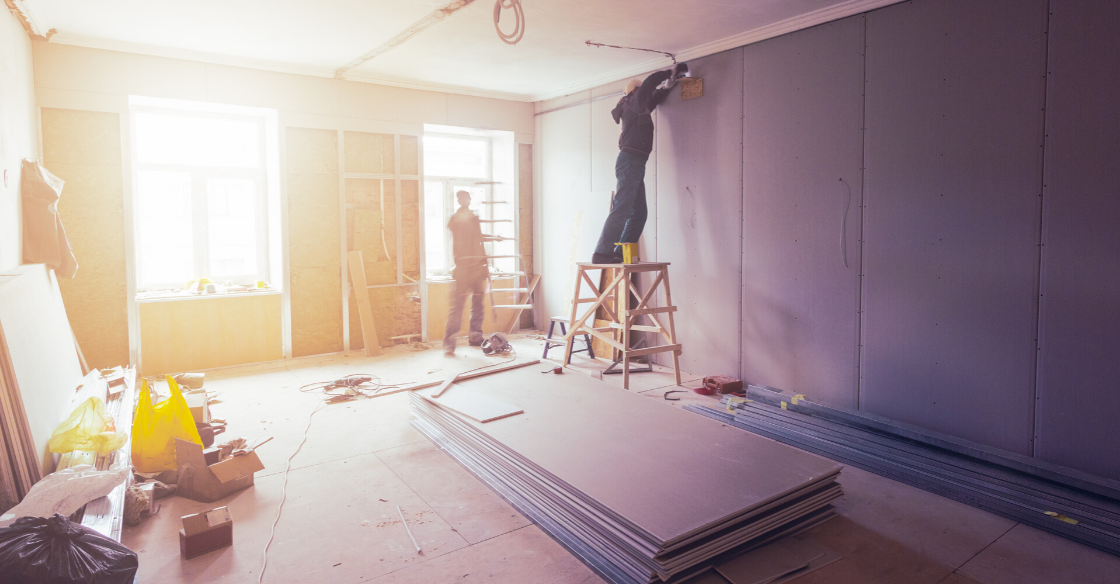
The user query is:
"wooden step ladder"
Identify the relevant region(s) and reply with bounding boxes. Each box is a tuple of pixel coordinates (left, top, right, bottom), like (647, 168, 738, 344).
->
(562, 261, 682, 389)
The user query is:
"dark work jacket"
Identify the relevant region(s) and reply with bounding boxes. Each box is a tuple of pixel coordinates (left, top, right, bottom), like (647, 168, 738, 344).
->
(612, 69, 674, 160)
(448, 206, 486, 271)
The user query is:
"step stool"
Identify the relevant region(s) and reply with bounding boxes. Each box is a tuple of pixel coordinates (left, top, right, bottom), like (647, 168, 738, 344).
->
(542, 317, 594, 364)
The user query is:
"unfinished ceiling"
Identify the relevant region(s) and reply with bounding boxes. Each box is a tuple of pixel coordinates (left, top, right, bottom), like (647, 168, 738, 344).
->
(22, 0, 901, 101)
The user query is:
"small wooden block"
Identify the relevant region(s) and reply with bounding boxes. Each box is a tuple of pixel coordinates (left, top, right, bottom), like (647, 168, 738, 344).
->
(681, 78, 703, 100)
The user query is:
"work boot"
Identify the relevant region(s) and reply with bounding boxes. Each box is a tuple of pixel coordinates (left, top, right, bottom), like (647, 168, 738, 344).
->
(591, 252, 623, 265)
(469, 334, 485, 347)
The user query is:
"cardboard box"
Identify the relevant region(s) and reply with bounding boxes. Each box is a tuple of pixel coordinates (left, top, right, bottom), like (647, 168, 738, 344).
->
(175, 438, 264, 503)
(174, 372, 206, 389)
(180, 507, 233, 559)
(184, 391, 211, 424)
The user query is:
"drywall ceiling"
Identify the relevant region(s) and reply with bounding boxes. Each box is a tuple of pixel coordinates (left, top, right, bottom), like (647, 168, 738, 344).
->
(22, 0, 902, 101)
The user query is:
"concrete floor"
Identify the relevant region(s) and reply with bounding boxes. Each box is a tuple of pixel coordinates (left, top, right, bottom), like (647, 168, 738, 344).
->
(123, 333, 1120, 584)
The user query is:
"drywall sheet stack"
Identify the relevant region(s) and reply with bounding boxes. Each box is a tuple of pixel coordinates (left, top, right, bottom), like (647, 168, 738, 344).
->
(684, 387, 1120, 557)
(410, 368, 843, 584)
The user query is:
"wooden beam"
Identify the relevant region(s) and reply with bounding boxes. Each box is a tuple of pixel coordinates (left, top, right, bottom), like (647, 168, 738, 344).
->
(370, 359, 542, 400)
(347, 250, 381, 357)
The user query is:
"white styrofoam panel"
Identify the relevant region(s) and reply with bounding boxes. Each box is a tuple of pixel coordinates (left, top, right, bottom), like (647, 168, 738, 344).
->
(536, 98, 591, 323)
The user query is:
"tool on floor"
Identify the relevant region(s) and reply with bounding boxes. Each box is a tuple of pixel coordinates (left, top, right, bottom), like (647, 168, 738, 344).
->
(694, 375, 743, 396)
(397, 505, 421, 554)
(481, 332, 513, 355)
(664, 390, 686, 401)
(541, 366, 563, 374)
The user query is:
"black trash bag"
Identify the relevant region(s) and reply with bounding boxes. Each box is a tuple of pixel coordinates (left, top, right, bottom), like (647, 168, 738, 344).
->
(0, 514, 138, 584)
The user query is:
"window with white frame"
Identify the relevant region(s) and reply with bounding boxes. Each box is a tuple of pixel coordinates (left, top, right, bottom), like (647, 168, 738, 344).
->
(423, 132, 517, 277)
(130, 99, 278, 292)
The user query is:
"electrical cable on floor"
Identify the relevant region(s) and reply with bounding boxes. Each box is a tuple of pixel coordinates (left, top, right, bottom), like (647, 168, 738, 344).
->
(258, 397, 324, 584)
(259, 371, 413, 582)
(493, 0, 525, 45)
(257, 344, 516, 581)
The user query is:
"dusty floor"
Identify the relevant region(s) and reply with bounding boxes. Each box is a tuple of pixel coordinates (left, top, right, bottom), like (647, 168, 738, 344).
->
(123, 333, 1120, 584)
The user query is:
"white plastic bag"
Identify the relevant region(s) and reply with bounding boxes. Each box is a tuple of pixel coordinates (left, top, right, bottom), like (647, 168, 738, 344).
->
(0, 464, 129, 527)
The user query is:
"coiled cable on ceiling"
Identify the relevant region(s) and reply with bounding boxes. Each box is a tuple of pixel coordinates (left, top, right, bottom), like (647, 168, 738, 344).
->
(493, 0, 525, 45)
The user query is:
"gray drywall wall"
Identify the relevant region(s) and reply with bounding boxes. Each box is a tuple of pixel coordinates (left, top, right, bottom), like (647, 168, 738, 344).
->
(655, 49, 744, 377)
(740, 16, 866, 409)
(860, 0, 1048, 455)
(1034, 0, 1120, 480)
(536, 98, 592, 324)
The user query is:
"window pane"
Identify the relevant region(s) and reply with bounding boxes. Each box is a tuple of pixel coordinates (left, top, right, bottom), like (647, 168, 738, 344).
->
(137, 171, 194, 287)
(135, 112, 260, 168)
(424, 181, 446, 274)
(208, 178, 258, 279)
(423, 136, 487, 178)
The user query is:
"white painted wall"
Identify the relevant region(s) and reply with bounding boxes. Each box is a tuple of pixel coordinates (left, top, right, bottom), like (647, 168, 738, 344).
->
(32, 42, 535, 140)
(0, 11, 40, 271)
(533, 80, 664, 362)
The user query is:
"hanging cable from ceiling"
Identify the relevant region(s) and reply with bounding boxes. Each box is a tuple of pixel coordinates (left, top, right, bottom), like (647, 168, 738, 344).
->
(493, 0, 525, 45)
(585, 40, 677, 64)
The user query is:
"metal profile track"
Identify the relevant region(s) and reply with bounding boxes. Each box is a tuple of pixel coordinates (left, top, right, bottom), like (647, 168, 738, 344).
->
(683, 401, 1120, 557)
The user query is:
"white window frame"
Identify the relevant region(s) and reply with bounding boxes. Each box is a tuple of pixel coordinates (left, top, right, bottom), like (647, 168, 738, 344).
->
(130, 106, 270, 292)
(423, 133, 494, 278)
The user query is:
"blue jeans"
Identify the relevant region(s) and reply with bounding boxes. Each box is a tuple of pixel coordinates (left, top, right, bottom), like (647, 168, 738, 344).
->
(444, 265, 487, 350)
(594, 150, 648, 256)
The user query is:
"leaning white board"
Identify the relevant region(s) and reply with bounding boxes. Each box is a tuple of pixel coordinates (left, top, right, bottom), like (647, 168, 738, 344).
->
(0, 264, 85, 474)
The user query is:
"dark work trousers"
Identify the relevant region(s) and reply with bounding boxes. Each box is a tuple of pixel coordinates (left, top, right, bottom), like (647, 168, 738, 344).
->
(594, 150, 649, 257)
(444, 266, 488, 350)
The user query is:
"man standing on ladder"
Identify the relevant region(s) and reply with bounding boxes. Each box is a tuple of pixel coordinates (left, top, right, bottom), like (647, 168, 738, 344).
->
(444, 190, 490, 356)
(591, 62, 689, 264)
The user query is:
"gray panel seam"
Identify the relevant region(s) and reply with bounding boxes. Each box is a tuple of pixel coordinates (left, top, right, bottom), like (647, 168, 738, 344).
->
(1031, 0, 1055, 458)
(739, 48, 746, 380)
(856, 13, 869, 411)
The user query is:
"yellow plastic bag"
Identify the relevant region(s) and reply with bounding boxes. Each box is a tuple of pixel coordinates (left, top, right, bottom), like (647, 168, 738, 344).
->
(47, 396, 127, 454)
(130, 375, 203, 472)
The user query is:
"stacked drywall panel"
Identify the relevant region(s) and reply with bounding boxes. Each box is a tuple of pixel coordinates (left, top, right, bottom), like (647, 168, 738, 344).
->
(1034, 0, 1120, 480)
(860, 0, 1049, 455)
(740, 17, 866, 410)
(41, 108, 130, 369)
(411, 367, 842, 584)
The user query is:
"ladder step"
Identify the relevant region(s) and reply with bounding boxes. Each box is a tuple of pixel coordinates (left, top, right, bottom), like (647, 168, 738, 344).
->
(492, 288, 530, 293)
(480, 219, 513, 223)
(490, 271, 526, 277)
(492, 304, 534, 310)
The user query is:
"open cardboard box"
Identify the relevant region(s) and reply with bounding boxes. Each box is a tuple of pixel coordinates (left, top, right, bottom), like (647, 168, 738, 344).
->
(175, 438, 265, 502)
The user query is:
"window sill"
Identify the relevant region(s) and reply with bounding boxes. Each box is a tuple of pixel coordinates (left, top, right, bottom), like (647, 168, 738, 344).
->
(136, 288, 281, 304)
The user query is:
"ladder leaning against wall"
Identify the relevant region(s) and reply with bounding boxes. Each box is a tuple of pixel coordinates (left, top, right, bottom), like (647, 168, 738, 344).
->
(475, 193, 539, 334)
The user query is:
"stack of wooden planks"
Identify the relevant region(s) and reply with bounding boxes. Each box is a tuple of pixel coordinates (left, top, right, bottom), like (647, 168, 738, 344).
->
(685, 386, 1120, 558)
(410, 367, 843, 584)
(58, 367, 138, 541)
(0, 320, 41, 513)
